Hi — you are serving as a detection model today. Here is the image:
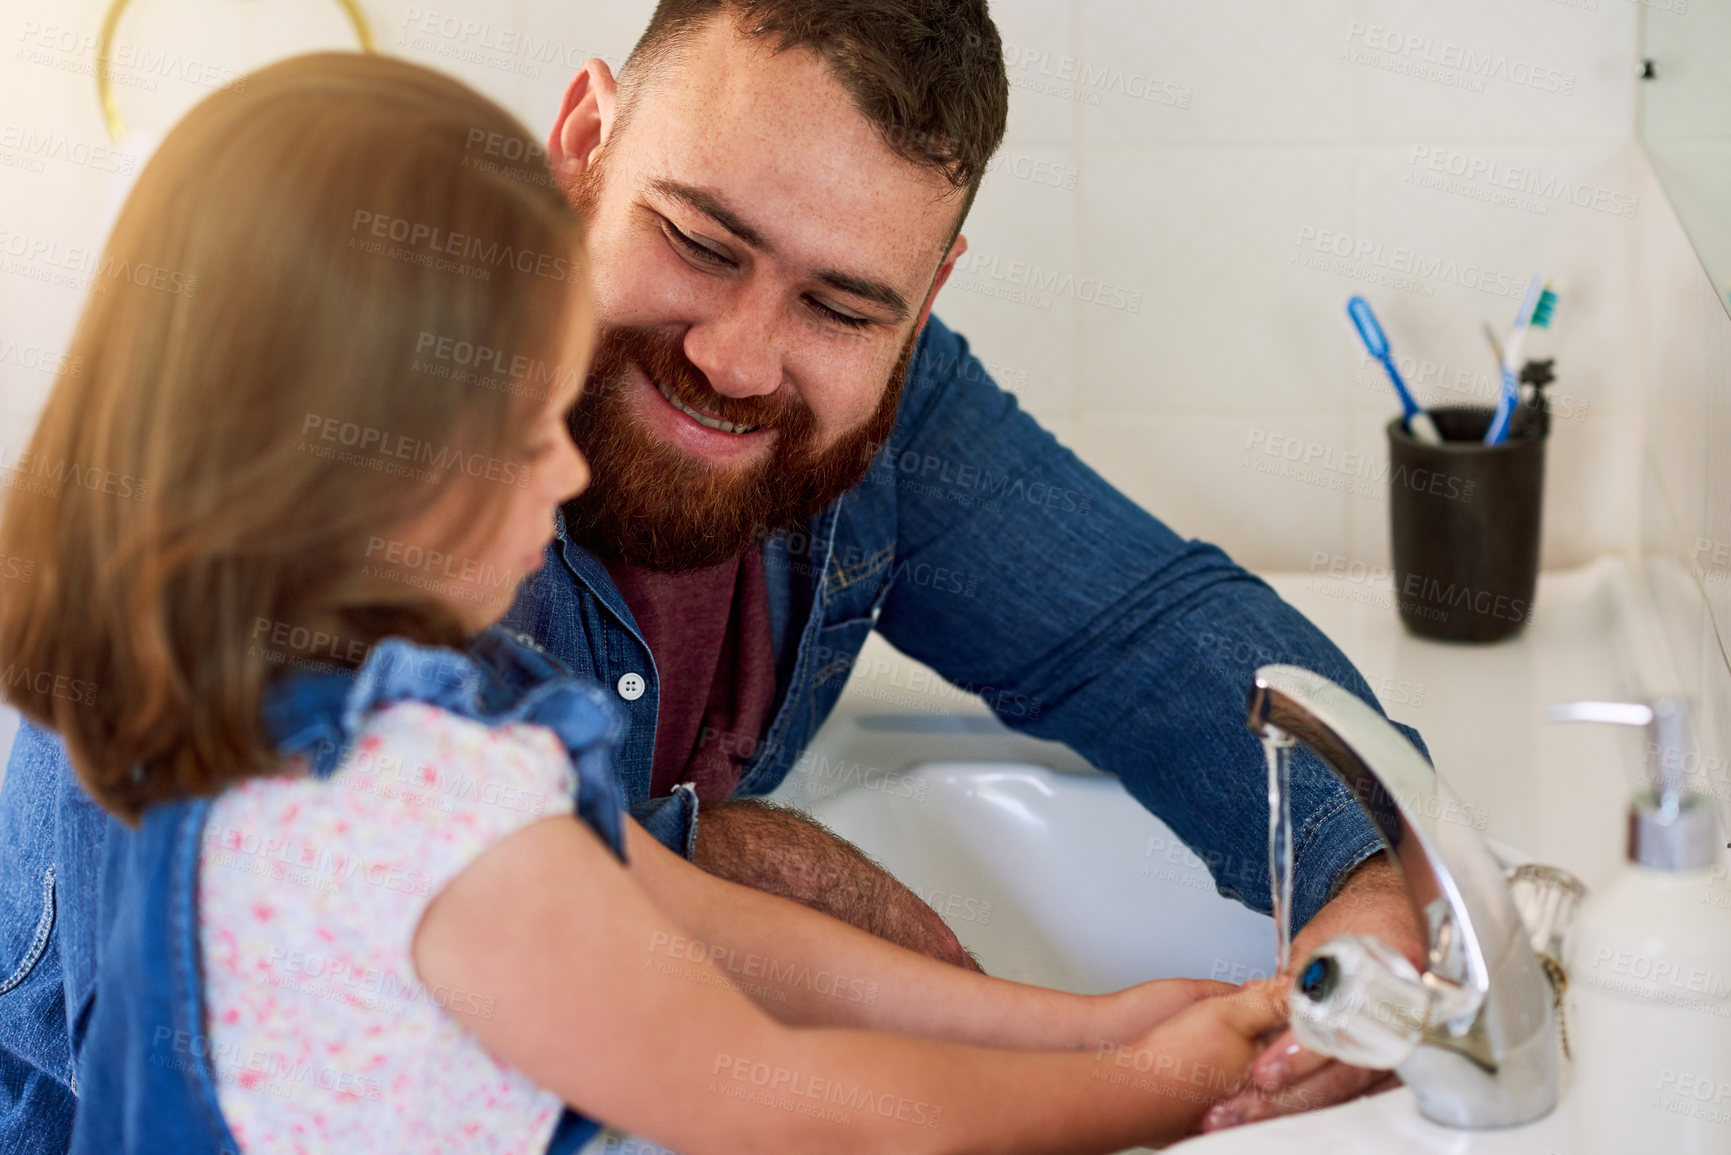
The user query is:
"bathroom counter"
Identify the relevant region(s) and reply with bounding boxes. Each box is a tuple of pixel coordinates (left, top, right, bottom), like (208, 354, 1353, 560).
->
(1174, 556, 1672, 1153)
(1258, 556, 1656, 896)
(788, 556, 1681, 1154)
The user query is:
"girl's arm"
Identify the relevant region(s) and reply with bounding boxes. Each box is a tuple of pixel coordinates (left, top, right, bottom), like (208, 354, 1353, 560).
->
(413, 814, 1287, 1155)
(621, 817, 1225, 1050)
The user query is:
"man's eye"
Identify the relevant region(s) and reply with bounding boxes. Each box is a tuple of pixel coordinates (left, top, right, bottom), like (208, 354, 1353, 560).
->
(807, 297, 872, 329)
(662, 221, 731, 267)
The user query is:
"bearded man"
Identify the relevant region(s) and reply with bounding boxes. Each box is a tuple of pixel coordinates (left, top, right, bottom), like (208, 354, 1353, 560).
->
(0, 0, 1424, 1146)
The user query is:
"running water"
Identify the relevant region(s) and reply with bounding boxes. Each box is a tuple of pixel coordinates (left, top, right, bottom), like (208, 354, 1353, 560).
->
(1264, 729, 1296, 974)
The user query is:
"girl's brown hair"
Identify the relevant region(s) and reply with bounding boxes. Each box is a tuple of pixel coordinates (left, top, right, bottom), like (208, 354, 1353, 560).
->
(0, 52, 586, 822)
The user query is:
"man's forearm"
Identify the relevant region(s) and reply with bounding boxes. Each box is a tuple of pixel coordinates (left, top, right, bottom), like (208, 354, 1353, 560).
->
(690, 797, 981, 969)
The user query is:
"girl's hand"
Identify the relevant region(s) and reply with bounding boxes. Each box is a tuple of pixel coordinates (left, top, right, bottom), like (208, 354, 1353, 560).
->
(1090, 977, 1241, 1046)
(1096, 980, 1290, 1143)
(1205, 858, 1421, 1130)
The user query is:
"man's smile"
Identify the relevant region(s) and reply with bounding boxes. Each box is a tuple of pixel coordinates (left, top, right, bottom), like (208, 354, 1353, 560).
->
(648, 371, 761, 435)
(622, 359, 778, 470)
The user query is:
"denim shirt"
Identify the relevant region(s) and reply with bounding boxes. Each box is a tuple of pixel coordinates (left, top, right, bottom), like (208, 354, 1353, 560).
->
(68, 629, 626, 1154)
(0, 314, 1417, 1152)
(500, 313, 1414, 905)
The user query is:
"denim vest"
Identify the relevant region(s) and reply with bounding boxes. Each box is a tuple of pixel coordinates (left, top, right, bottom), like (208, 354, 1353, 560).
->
(2, 314, 1415, 1152)
(68, 628, 626, 1154)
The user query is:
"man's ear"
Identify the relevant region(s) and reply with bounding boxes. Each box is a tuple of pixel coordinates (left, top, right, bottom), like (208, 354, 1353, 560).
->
(912, 232, 968, 339)
(547, 59, 620, 189)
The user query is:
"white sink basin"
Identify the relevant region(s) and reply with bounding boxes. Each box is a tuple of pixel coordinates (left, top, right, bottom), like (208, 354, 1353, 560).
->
(782, 761, 1277, 994)
(774, 757, 1576, 1154)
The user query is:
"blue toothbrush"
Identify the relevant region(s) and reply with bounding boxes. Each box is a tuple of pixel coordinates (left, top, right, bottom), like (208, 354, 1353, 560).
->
(1485, 276, 1559, 445)
(1348, 296, 1441, 445)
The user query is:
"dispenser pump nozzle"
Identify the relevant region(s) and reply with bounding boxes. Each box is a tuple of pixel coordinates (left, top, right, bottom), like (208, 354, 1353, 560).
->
(1648, 698, 1690, 822)
(1545, 697, 1721, 870)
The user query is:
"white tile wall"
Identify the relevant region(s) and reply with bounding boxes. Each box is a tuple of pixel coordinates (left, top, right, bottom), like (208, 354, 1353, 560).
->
(1077, 146, 1358, 417)
(1076, 0, 1357, 144)
(0, 0, 1646, 576)
(957, 0, 1644, 571)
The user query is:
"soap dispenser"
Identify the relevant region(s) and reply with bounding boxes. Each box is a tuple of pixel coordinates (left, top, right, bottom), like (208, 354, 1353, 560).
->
(1547, 698, 1731, 1155)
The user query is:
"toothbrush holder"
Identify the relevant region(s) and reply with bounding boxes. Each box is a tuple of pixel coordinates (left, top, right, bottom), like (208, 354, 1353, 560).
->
(1386, 404, 1548, 643)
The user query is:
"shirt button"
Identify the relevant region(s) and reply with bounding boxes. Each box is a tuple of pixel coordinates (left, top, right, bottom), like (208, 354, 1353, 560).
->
(616, 673, 645, 701)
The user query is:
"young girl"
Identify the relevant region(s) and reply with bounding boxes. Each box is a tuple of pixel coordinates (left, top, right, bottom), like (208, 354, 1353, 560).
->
(0, 52, 1286, 1155)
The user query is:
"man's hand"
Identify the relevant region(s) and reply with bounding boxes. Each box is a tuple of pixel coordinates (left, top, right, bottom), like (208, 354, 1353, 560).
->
(1201, 854, 1420, 1130)
(692, 799, 984, 971)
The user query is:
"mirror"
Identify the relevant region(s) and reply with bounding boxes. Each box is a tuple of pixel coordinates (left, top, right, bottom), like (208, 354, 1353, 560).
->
(1641, 5, 1731, 316)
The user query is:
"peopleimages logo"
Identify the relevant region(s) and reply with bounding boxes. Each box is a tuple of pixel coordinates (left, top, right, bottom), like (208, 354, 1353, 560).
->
(0, 442, 148, 502)
(13, 22, 247, 92)
(1243, 429, 1477, 504)
(1398, 573, 1532, 626)
(299, 413, 532, 488)
(1292, 226, 1527, 300)
(710, 1054, 942, 1129)
(1405, 145, 1639, 220)
(950, 251, 1144, 313)
(0, 228, 199, 298)
(1342, 22, 1577, 97)
(998, 43, 1193, 109)
(0, 663, 98, 706)
(397, 8, 608, 77)
(349, 211, 583, 284)
(1351, 352, 1591, 425)
(0, 338, 81, 378)
(874, 447, 1094, 516)
(0, 121, 135, 175)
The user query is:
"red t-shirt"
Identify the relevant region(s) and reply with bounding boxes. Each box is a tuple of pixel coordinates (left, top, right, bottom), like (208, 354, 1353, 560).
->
(602, 550, 778, 801)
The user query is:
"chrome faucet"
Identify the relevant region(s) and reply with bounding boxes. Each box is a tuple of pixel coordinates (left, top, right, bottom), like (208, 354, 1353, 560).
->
(1248, 665, 1561, 1129)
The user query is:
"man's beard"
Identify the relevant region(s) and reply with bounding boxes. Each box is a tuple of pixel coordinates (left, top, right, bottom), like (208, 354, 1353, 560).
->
(563, 324, 915, 572)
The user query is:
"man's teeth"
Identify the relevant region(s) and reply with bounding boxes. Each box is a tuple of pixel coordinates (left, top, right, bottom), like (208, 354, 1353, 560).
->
(652, 375, 760, 435)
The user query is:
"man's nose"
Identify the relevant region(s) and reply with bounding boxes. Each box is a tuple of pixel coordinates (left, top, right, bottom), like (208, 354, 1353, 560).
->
(683, 284, 784, 399)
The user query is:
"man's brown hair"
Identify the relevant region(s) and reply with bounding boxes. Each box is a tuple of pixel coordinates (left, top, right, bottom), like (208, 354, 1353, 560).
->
(619, 0, 1010, 228)
(0, 53, 586, 822)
